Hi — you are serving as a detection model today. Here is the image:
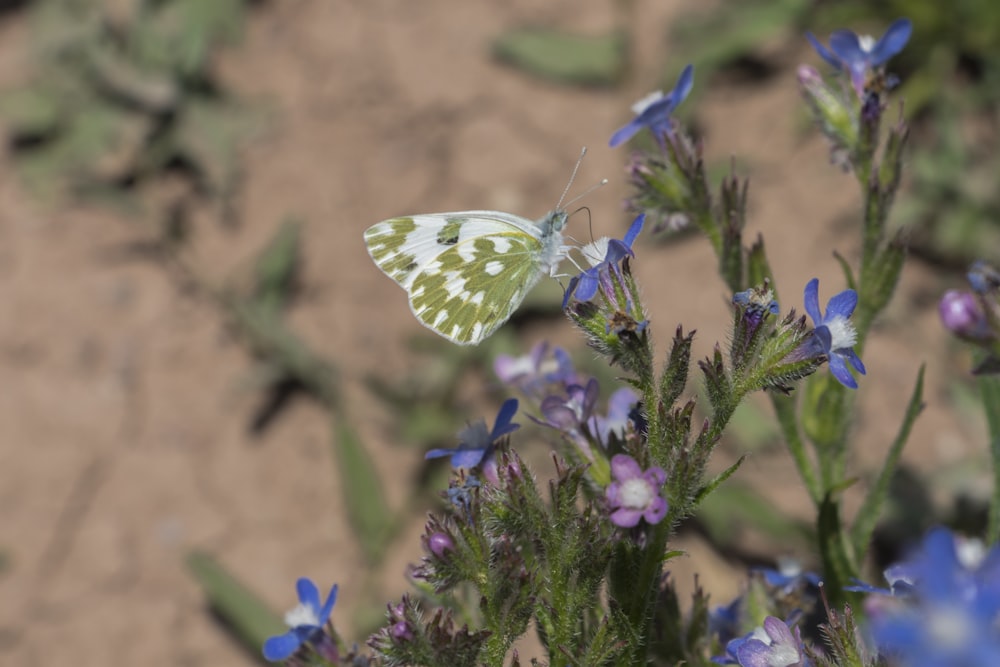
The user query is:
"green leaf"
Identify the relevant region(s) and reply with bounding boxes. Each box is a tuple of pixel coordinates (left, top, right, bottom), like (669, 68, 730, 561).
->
(0, 86, 62, 138)
(252, 220, 301, 314)
(980, 366, 1000, 544)
(185, 551, 284, 662)
(492, 28, 628, 87)
(850, 365, 924, 562)
(332, 418, 395, 564)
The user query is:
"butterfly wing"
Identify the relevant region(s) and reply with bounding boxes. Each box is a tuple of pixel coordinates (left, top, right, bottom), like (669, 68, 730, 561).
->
(364, 212, 555, 345)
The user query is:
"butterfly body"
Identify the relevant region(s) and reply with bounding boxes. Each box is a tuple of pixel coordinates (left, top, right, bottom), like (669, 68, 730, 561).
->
(364, 208, 569, 345)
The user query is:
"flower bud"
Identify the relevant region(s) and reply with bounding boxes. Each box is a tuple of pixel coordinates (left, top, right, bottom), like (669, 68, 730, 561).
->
(797, 64, 858, 167)
(427, 532, 455, 559)
(939, 290, 992, 341)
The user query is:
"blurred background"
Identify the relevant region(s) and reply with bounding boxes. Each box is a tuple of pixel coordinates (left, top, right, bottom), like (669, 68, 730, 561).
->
(0, 0, 996, 664)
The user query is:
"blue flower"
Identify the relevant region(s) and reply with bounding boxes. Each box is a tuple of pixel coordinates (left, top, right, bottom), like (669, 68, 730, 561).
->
(756, 558, 821, 596)
(869, 528, 1000, 667)
(563, 214, 645, 307)
(263, 578, 338, 662)
(425, 398, 520, 468)
(806, 19, 911, 94)
(609, 65, 694, 147)
(803, 278, 866, 389)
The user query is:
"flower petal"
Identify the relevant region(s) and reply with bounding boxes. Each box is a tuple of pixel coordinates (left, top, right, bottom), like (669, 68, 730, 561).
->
(540, 399, 579, 430)
(573, 271, 600, 303)
(296, 577, 321, 612)
(318, 584, 338, 625)
(450, 447, 488, 468)
(623, 214, 646, 248)
(610, 507, 643, 528)
(734, 639, 775, 667)
(806, 32, 843, 70)
(828, 29, 866, 69)
(610, 453, 643, 481)
(609, 120, 644, 148)
(606, 481, 622, 506)
(870, 18, 912, 66)
(491, 398, 520, 440)
(843, 349, 866, 375)
(825, 288, 858, 319)
(803, 278, 822, 324)
(643, 466, 666, 488)
(763, 616, 795, 645)
(828, 353, 858, 389)
(644, 496, 668, 524)
(263, 630, 304, 661)
(670, 64, 695, 106)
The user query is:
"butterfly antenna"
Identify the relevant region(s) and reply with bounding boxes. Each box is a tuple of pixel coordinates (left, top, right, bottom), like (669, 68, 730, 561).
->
(556, 147, 588, 210)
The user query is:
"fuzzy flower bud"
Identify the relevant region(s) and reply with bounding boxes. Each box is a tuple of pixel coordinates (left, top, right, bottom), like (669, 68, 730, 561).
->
(428, 532, 455, 559)
(797, 64, 857, 170)
(939, 290, 992, 341)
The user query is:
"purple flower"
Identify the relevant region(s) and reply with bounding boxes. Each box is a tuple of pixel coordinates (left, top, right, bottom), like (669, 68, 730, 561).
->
(426, 398, 520, 469)
(587, 387, 640, 447)
(939, 290, 991, 341)
(494, 342, 577, 397)
(723, 617, 809, 667)
(263, 578, 339, 662)
(563, 214, 645, 307)
(533, 377, 601, 460)
(806, 19, 911, 95)
(609, 64, 694, 147)
(803, 278, 866, 389)
(606, 454, 667, 527)
(869, 528, 1000, 667)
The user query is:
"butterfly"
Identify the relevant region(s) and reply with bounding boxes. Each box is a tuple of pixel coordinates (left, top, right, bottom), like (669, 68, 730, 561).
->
(364, 151, 602, 345)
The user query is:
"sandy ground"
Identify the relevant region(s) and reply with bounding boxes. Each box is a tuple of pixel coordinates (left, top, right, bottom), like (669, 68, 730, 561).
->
(0, 1, 983, 665)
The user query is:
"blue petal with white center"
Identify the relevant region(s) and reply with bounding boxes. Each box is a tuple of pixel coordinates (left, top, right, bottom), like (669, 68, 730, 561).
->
(609, 65, 694, 147)
(804, 278, 866, 389)
(262, 578, 339, 661)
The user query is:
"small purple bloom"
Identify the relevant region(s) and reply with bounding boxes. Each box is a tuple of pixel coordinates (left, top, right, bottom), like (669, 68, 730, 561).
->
(729, 617, 809, 667)
(427, 532, 455, 559)
(426, 398, 520, 468)
(587, 387, 640, 447)
(606, 454, 667, 528)
(806, 19, 911, 95)
(939, 290, 991, 340)
(537, 378, 600, 432)
(803, 278, 866, 389)
(263, 578, 339, 662)
(494, 342, 578, 397)
(609, 64, 694, 147)
(563, 214, 645, 307)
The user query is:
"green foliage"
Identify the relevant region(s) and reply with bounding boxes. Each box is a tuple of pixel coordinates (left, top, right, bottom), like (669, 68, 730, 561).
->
(492, 28, 628, 87)
(0, 0, 262, 221)
(186, 551, 284, 664)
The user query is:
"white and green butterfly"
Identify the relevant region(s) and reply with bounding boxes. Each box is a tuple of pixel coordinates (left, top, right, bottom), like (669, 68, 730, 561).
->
(364, 152, 601, 345)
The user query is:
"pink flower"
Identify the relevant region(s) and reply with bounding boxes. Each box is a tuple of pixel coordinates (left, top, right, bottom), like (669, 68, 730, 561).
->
(606, 454, 667, 528)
